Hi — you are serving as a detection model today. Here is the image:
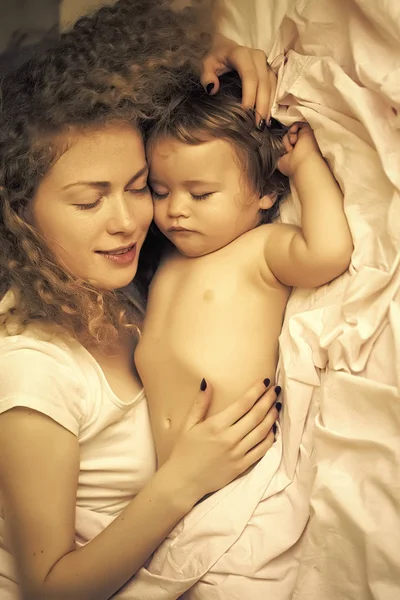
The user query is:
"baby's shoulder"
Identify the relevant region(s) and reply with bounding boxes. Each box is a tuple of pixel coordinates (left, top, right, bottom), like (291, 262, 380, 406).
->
(215, 224, 277, 287)
(241, 223, 275, 243)
(235, 224, 294, 290)
(239, 222, 300, 250)
(229, 223, 277, 259)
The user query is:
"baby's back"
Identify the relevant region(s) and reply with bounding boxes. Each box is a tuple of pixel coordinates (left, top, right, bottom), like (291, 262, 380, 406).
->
(135, 226, 290, 464)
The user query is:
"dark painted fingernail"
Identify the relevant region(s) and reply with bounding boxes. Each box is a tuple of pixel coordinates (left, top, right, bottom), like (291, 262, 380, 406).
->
(274, 385, 282, 397)
(276, 401, 282, 412)
(200, 378, 207, 391)
(257, 119, 266, 131)
(206, 82, 214, 94)
(263, 378, 271, 388)
(267, 118, 272, 127)
(273, 423, 277, 435)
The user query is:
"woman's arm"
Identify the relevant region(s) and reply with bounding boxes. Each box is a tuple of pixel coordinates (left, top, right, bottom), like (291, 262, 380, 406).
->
(0, 379, 278, 600)
(264, 122, 353, 288)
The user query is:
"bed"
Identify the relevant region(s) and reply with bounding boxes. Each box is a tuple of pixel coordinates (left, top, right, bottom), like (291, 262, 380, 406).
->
(0, 2, 390, 599)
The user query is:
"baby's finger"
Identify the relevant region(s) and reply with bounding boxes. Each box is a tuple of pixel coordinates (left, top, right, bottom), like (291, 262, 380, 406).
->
(282, 134, 293, 153)
(297, 122, 312, 137)
(288, 122, 302, 133)
(276, 154, 289, 176)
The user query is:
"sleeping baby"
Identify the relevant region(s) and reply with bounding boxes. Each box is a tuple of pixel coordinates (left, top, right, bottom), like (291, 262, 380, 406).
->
(135, 73, 353, 467)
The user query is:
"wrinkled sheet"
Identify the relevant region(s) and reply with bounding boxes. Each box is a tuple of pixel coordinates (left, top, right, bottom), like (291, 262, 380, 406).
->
(116, 0, 400, 598)
(270, 2, 400, 599)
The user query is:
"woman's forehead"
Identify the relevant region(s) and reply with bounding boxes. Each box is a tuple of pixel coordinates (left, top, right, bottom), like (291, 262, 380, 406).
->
(38, 124, 145, 188)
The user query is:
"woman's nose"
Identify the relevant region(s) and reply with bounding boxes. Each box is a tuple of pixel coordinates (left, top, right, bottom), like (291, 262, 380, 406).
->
(106, 196, 137, 235)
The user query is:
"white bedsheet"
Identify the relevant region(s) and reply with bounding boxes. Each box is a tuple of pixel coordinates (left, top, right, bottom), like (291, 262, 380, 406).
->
(268, 2, 400, 599)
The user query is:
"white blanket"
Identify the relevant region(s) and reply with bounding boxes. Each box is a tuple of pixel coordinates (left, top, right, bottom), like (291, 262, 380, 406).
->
(269, 2, 400, 599)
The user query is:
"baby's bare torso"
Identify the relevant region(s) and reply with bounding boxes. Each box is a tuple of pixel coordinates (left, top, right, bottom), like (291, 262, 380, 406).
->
(135, 225, 290, 465)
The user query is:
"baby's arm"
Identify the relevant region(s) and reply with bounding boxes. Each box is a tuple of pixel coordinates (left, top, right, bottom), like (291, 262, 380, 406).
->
(264, 122, 353, 288)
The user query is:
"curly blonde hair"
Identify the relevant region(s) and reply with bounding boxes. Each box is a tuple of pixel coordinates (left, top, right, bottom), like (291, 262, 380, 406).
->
(0, 0, 216, 347)
(147, 72, 290, 225)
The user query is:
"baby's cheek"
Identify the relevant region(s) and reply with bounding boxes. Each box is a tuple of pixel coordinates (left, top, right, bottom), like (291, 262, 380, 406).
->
(139, 194, 154, 226)
(152, 205, 164, 226)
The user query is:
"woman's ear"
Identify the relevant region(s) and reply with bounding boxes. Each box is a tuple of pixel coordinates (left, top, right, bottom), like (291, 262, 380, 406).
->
(259, 193, 277, 210)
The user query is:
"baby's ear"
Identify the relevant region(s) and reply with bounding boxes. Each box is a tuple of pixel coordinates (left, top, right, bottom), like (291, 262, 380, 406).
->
(259, 193, 277, 210)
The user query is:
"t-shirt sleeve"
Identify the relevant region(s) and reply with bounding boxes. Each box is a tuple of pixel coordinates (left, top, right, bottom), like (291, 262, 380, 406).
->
(0, 340, 85, 436)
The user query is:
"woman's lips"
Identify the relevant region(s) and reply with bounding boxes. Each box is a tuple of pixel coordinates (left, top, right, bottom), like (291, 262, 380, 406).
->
(96, 243, 137, 265)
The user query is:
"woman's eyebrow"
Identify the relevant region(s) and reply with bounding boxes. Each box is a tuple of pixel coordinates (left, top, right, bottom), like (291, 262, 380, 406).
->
(61, 165, 148, 190)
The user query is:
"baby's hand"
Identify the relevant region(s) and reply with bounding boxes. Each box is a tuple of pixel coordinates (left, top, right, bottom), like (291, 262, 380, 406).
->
(277, 122, 321, 177)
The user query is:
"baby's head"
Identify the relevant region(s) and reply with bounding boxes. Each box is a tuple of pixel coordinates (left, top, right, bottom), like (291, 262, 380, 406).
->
(147, 72, 290, 257)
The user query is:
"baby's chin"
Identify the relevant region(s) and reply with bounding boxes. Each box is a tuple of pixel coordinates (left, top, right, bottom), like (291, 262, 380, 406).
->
(166, 236, 231, 259)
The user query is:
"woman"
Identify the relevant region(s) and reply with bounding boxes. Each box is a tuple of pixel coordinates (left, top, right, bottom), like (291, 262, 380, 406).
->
(0, 1, 278, 599)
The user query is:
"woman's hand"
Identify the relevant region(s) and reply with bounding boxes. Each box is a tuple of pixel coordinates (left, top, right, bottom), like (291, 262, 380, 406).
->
(200, 33, 277, 129)
(166, 378, 280, 502)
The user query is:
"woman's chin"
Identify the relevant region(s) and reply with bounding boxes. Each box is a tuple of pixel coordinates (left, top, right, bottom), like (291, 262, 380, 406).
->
(86, 265, 139, 291)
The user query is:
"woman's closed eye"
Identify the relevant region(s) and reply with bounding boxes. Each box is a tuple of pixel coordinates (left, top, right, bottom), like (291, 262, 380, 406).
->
(127, 184, 150, 196)
(75, 184, 150, 210)
(75, 198, 102, 211)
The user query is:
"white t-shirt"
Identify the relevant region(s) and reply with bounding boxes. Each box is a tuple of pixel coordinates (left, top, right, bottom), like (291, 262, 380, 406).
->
(0, 316, 157, 596)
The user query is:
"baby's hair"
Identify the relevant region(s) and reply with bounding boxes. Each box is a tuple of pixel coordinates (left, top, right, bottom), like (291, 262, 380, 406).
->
(0, 0, 216, 346)
(146, 72, 290, 225)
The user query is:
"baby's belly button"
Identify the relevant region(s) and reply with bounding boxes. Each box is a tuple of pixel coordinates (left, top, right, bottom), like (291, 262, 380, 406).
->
(154, 417, 180, 461)
(157, 411, 181, 433)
